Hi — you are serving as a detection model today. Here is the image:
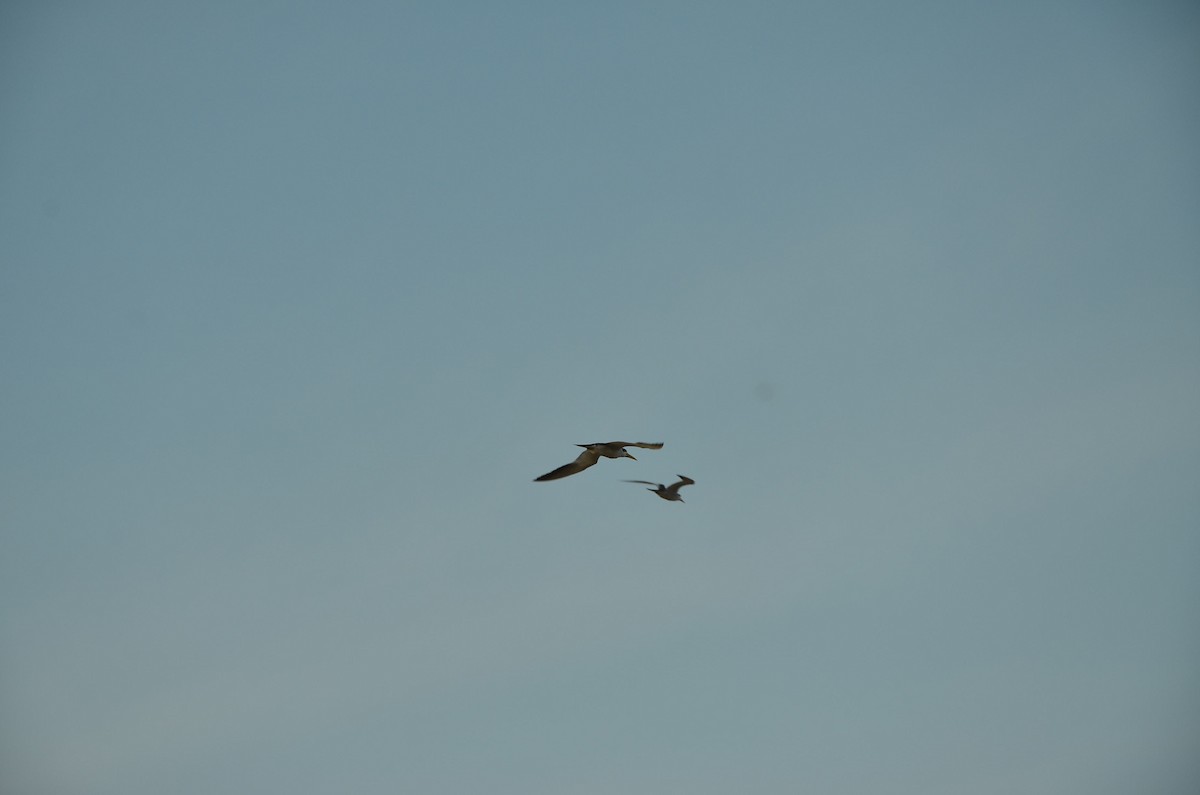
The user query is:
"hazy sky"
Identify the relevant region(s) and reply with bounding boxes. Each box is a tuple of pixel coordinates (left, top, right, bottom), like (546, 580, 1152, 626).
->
(2, 2, 1198, 793)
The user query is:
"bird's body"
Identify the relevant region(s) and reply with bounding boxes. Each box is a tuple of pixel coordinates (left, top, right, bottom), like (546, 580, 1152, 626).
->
(534, 441, 664, 481)
(624, 474, 695, 502)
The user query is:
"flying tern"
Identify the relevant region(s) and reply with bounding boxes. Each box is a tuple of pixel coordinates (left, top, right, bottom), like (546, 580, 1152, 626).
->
(623, 474, 694, 502)
(534, 441, 664, 481)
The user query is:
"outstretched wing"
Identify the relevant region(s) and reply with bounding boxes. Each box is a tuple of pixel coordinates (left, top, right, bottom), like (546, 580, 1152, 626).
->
(622, 480, 661, 486)
(534, 448, 601, 481)
(665, 475, 695, 496)
(607, 441, 664, 450)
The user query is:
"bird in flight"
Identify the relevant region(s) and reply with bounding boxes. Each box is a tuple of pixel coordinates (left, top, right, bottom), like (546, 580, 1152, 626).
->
(623, 474, 695, 502)
(534, 441, 664, 481)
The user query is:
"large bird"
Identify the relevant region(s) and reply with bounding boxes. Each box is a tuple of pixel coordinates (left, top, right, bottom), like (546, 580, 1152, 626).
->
(623, 474, 694, 502)
(534, 441, 664, 481)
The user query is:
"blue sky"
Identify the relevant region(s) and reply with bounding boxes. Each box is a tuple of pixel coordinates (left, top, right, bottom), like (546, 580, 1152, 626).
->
(2, 2, 1198, 793)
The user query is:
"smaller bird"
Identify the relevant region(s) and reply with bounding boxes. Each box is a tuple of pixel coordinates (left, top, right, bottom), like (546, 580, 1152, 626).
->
(534, 441, 664, 481)
(623, 474, 695, 502)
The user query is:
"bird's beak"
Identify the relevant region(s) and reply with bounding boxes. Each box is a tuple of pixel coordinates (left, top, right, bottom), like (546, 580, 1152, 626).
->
(628, 453, 637, 460)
